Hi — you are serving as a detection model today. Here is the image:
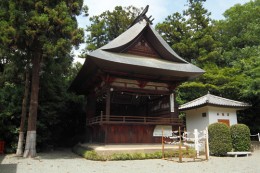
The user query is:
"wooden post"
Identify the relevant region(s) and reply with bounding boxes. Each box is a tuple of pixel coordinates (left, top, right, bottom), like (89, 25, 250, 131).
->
(105, 89, 111, 121)
(184, 128, 186, 143)
(205, 137, 208, 160)
(194, 129, 199, 158)
(205, 127, 209, 160)
(104, 88, 111, 144)
(86, 92, 96, 122)
(178, 126, 182, 163)
(104, 125, 108, 144)
(162, 128, 164, 159)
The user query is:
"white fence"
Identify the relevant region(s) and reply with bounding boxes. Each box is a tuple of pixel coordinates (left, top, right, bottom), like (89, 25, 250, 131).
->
(250, 133, 260, 142)
(162, 127, 209, 160)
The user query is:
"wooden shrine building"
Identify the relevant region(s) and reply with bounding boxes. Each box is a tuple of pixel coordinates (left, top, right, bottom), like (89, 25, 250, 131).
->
(69, 6, 204, 144)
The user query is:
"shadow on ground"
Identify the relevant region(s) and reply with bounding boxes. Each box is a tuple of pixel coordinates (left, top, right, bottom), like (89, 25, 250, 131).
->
(0, 155, 17, 173)
(0, 154, 4, 163)
(0, 164, 17, 173)
(35, 148, 81, 160)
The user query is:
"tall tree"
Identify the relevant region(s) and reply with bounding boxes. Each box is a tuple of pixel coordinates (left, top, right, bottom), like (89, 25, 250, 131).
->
(84, 6, 141, 52)
(157, 0, 221, 67)
(0, 0, 86, 157)
(158, 0, 259, 133)
(155, 12, 189, 58)
(156, 0, 222, 103)
(16, 60, 30, 156)
(214, 0, 260, 132)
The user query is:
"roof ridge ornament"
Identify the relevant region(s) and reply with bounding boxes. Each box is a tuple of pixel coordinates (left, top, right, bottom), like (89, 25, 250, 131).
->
(206, 92, 210, 102)
(128, 5, 154, 28)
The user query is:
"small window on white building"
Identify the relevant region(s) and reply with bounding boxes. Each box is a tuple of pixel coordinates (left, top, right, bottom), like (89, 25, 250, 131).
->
(202, 112, 207, 117)
(227, 113, 229, 116)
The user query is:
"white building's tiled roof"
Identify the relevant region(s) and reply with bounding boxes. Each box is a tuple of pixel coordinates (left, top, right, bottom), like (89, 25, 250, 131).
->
(179, 93, 251, 111)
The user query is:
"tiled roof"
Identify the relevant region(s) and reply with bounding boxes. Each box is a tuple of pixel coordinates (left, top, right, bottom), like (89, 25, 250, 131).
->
(89, 51, 204, 77)
(179, 93, 251, 111)
(101, 19, 188, 63)
(69, 19, 205, 94)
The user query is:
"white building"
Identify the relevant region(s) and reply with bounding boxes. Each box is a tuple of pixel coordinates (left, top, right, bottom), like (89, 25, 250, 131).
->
(179, 93, 251, 135)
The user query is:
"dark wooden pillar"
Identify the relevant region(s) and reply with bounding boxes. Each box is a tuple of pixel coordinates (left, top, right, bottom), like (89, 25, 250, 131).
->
(105, 88, 111, 119)
(104, 88, 111, 144)
(86, 92, 96, 143)
(86, 91, 96, 119)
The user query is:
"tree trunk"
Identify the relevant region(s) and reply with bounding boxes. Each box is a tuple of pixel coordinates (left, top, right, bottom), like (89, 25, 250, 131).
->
(23, 53, 41, 158)
(16, 63, 30, 156)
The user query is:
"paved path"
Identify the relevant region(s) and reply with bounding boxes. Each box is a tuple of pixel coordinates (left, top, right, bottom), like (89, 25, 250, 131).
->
(0, 149, 259, 173)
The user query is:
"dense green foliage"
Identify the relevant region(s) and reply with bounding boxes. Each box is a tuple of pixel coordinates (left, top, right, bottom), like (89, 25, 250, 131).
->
(230, 124, 251, 151)
(0, 60, 86, 152)
(208, 123, 232, 156)
(156, 0, 260, 133)
(156, 0, 220, 67)
(37, 60, 86, 149)
(0, 82, 23, 152)
(215, 1, 260, 133)
(0, 0, 87, 153)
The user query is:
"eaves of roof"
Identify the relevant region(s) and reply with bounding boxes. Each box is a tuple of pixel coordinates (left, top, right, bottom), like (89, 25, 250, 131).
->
(179, 94, 251, 111)
(89, 50, 204, 78)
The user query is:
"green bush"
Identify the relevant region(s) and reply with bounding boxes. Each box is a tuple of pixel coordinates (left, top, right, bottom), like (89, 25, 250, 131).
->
(72, 145, 105, 161)
(208, 122, 232, 156)
(230, 124, 251, 151)
(72, 144, 196, 161)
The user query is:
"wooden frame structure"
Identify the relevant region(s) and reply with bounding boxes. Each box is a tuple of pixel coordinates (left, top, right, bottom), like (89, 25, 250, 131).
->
(69, 6, 204, 144)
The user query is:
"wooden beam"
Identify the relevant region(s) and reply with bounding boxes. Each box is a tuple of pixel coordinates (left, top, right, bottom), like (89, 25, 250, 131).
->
(102, 69, 186, 83)
(111, 87, 170, 95)
(137, 80, 148, 88)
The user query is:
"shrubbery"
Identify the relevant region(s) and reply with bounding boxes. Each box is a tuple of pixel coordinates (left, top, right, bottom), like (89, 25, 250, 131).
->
(72, 144, 196, 161)
(230, 124, 251, 151)
(208, 123, 232, 156)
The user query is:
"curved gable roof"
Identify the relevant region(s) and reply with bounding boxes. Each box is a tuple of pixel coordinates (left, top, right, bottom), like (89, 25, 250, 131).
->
(100, 19, 187, 63)
(69, 19, 205, 94)
(101, 20, 147, 51)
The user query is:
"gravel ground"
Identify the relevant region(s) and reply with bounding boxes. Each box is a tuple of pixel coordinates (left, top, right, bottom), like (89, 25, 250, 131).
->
(0, 149, 259, 173)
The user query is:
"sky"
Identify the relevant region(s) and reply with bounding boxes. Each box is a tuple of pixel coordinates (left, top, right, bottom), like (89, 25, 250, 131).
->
(73, 0, 251, 63)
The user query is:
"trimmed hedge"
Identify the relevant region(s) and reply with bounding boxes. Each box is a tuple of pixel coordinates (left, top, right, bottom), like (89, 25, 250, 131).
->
(72, 144, 196, 161)
(230, 124, 251, 151)
(208, 122, 232, 156)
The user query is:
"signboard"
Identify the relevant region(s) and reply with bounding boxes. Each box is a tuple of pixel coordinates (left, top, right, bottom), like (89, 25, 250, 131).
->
(153, 125, 172, 137)
(170, 93, 174, 112)
(149, 96, 170, 113)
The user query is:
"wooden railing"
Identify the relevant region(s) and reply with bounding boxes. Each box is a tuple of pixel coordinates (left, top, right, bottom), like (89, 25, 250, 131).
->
(87, 115, 183, 125)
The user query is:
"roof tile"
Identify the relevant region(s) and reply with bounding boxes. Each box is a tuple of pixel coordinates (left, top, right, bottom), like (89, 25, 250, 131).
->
(179, 93, 251, 110)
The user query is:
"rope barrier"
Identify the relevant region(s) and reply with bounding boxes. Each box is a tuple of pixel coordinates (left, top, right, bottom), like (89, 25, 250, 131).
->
(162, 127, 209, 161)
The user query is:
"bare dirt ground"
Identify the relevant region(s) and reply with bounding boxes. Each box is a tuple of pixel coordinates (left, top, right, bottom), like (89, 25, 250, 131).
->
(0, 149, 259, 173)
